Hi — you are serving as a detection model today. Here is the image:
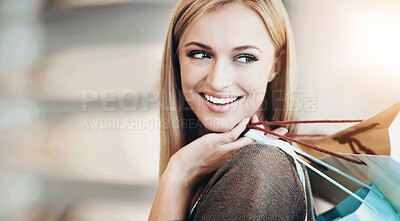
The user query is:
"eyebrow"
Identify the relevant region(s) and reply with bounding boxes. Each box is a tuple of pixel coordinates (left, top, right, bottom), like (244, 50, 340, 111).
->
(184, 41, 263, 54)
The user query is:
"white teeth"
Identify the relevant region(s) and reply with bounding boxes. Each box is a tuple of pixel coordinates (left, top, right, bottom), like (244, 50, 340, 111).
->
(204, 94, 239, 104)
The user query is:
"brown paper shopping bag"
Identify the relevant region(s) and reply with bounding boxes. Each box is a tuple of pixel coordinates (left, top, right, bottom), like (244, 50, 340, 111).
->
(296, 101, 400, 161)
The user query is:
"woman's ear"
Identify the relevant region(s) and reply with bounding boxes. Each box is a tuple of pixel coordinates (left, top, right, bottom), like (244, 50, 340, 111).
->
(268, 56, 282, 82)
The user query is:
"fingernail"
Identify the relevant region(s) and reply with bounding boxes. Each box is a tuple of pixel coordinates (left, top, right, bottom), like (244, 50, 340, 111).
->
(277, 128, 288, 134)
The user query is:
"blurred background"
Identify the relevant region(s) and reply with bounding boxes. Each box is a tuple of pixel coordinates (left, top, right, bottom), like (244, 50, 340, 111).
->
(0, 0, 399, 220)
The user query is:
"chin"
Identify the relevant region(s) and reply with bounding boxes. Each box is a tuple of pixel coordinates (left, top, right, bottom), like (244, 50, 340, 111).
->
(200, 116, 238, 133)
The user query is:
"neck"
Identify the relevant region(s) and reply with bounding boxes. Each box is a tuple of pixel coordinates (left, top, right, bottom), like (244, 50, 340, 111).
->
(197, 111, 272, 138)
(198, 122, 210, 137)
(256, 108, 265, 122)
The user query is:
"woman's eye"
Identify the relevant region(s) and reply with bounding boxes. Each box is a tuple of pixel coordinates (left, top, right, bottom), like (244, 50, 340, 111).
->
(186, 50, 211, 59)
(235, 54, 258, 64)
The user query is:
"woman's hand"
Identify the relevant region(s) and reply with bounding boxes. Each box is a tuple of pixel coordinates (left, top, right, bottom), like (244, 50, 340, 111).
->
(168, 115, 289, 187)
(169, 117, 251, 186)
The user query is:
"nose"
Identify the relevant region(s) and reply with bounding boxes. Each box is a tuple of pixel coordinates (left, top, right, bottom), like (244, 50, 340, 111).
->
(206, 58, 233, 91)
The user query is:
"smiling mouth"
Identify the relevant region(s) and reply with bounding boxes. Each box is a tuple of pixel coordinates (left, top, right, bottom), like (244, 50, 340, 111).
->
(199, 93, 243, 105)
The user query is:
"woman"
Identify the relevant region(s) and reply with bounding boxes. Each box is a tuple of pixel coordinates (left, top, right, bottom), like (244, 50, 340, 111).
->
(149, 0, 311, 220)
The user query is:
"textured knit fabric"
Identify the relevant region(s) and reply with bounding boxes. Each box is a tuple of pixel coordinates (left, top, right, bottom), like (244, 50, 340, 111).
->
(188, 142, 314, 221)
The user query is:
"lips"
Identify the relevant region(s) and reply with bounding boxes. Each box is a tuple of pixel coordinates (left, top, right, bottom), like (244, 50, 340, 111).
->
(199, 92, 243, 113)
(203, 94, 239, 104)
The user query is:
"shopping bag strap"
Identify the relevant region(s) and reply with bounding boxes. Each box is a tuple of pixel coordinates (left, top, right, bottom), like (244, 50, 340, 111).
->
(290, 145, 384, 198)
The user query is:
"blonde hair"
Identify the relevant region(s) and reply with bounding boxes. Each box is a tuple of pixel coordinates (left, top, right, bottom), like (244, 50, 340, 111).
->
(159, 0, 299, 179)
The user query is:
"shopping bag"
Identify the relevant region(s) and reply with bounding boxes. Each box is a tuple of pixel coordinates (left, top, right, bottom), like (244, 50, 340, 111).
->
(316, 184, 399, 221)
(313, 154, 400, 216)
(295, 102, 400, 162)
(292, 102, 400, 218)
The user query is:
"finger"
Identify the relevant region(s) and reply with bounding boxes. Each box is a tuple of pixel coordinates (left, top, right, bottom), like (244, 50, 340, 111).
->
(222, 136, 254, 152)
(222, 117, 250, 143)
(265, 127, 288, 140)
(250, 114, 264, 129)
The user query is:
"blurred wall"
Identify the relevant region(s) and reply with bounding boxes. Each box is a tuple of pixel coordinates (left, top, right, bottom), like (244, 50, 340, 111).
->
(0, 0, 177, 220)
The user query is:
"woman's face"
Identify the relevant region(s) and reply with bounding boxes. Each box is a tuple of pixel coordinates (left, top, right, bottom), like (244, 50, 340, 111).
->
(178, 3, 278, 132)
